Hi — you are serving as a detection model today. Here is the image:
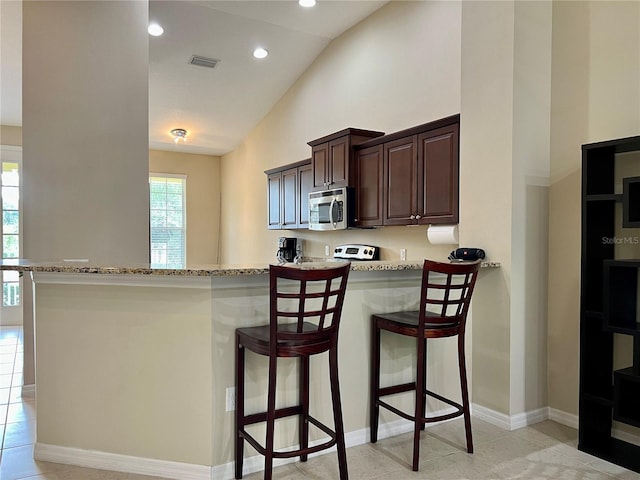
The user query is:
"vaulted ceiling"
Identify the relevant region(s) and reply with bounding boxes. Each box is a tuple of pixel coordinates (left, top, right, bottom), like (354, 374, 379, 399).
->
(0, 1, 387, 156)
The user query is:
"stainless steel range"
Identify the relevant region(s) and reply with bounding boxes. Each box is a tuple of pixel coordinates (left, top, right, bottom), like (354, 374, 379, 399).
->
(333, 244, 379, 261)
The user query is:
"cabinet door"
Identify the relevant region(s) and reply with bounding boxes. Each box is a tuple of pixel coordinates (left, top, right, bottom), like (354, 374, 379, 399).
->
(312, 143, 329, 189)
(355, 145, 383, 227)
(329, 137, 349, 187)
(297, 163, 313, 228)
(383, 136, 418, 225)
(281, 167, 298, 229)
(267, 172, 282, 229)
(417, 124, 459, 224)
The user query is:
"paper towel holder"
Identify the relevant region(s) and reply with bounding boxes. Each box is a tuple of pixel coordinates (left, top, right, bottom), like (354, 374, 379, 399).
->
(426, 224, 459, 245)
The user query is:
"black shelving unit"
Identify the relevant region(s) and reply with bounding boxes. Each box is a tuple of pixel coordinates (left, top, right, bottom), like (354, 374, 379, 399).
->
(580, 134, 640, 471)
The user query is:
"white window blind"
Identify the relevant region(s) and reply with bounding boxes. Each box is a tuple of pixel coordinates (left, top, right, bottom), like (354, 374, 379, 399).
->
(149, 174, 186, 269)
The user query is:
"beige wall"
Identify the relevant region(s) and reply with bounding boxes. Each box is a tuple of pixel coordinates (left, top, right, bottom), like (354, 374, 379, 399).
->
(220, 0, 462, 265)
(0, 134, 221, 264)
(149, 150, 221, 265)
(548, 0, 640, 416)
(219, 0, 554, 419)
(511, 1, 552, 416)
(22, 0, 150, 264)
(0, 125, 22, 146)
(35, 279, 214, 465)
(459, 0, 515, 415)
(8, 0, 640, 426)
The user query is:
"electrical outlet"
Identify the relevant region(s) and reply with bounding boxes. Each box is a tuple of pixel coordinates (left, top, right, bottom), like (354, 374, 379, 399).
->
(226, 386, 236, 412)
(325, 245, 330, 256)
(400, 248, 407, 261)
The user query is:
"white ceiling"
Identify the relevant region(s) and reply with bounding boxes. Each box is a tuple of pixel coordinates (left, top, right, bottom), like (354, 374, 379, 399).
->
(0, 0, 387, 156)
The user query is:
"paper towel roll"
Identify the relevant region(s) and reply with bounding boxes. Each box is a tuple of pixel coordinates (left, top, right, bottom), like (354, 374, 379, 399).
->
(427, 224, 459, 245)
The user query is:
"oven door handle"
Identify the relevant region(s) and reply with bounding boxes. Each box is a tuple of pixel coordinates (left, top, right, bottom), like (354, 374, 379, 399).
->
(330, 198, 337, 229)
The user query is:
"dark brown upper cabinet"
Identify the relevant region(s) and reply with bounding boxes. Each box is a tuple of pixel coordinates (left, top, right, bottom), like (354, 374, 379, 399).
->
(308, 128, 384, 190)
(354, 114, 460, 227)
(383, 136, 420, 225)
(297, 162, 313, 228)
(354, 144, 384, 228)
(265, 159, 312, 230)
(417, 124, 459, 224)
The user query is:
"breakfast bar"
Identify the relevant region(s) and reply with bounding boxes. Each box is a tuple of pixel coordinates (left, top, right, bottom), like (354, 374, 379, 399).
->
(1, 260, 497, 479)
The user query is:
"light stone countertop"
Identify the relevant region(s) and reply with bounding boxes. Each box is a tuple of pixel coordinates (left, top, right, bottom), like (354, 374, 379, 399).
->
(0, 258, 501, 276)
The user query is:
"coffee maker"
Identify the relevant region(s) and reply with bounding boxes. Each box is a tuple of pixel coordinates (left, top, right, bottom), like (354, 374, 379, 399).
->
(276, 237, 301, 264)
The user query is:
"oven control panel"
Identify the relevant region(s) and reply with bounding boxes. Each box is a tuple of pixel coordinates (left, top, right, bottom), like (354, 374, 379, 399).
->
(333, 244, 379, 261)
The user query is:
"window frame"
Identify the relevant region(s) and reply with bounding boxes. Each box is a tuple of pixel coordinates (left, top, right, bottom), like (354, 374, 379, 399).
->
(149, 172, 187, 269)
(0, 145, 22, 308)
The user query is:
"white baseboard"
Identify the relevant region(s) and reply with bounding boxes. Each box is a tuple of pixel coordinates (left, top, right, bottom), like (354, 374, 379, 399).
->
(548, 407, 578, 429)
(472, 403, 553, 431)
(35, 405, 578, 480)
(34, 443, 211, 480)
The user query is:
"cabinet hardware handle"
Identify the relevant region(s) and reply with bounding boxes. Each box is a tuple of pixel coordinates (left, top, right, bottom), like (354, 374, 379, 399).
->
(410, 215, 416, 220)
(416, 215, 422, 220)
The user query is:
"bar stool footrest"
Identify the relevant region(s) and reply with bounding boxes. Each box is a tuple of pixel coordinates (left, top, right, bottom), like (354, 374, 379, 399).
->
(238, 414, 338, 459)
(377, 387, 465, 424)
(242, 405, 303, 426)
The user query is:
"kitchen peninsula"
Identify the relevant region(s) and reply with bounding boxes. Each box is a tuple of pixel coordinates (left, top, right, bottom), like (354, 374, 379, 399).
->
(2, 259, 497, 479)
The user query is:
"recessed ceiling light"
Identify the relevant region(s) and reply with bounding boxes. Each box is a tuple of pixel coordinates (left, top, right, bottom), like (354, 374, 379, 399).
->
(253, 47, 269, 59)
(148, 23, 164, 36)
(299, 0, 316, 7)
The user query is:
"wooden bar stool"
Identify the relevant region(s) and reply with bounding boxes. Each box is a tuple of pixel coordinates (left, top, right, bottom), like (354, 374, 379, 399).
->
(370, 259, 480, 471)
(235, 263, 351, 480)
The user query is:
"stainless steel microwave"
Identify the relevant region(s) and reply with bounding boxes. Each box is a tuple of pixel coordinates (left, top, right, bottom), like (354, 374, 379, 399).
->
(308, 187, 354, 231)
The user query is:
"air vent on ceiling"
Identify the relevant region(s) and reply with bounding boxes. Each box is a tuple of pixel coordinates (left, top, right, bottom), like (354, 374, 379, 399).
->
(189, 55, 219, 69)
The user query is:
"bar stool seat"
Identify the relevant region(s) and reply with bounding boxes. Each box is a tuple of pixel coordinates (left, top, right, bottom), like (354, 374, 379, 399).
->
(235, 263, 351, 480)
(370, 259, 480, 471)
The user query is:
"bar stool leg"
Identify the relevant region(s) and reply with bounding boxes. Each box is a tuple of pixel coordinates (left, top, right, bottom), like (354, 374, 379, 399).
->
(458, 334, 473, 453)
(329, 346, 348, 480)
(235, 340, 245, 479)
(421, 338, 427, 431)
(413, 334, 426, 471)
(370, 318, 380, 443)
(300, 355, 310, 462)
(264, 355, 278, 480)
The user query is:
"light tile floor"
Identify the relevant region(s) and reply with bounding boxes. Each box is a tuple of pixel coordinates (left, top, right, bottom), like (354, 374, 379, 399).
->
(1, 325, 640, 479)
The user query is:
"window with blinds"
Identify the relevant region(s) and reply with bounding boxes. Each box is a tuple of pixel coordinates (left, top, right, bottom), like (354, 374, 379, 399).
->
(149, 174, 186, 269)
(2, 161, 20, 306)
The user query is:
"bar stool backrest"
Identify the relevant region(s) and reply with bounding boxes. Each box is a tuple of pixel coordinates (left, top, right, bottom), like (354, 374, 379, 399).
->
(269, 263, 351, 357)
(419, 259, 480, 330)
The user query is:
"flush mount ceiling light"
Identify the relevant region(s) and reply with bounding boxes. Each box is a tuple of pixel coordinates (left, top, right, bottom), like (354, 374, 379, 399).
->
(299, 0, 316, 7)
(148, 22, 164, 36)
(253, 47, 269, 59)
(170, 128, 188, 143)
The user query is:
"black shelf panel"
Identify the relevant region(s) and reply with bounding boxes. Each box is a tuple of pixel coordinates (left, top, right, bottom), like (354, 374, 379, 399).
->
(605, 324, 640, 337)
(604, 261, 638, 329)
(585, 310, 604, 322)
(614, 367, 640, 428)
(586, 194, 623, 202)
(581, 391, 614, 407)
(624, 177, 640, 228)
(579, 437, 640, 474)
(583, 135, 640, 155)
(581, 134, 640, 472)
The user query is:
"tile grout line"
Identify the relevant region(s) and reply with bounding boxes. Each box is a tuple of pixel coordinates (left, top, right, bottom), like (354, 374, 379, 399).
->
(1, 328, 21, 455)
